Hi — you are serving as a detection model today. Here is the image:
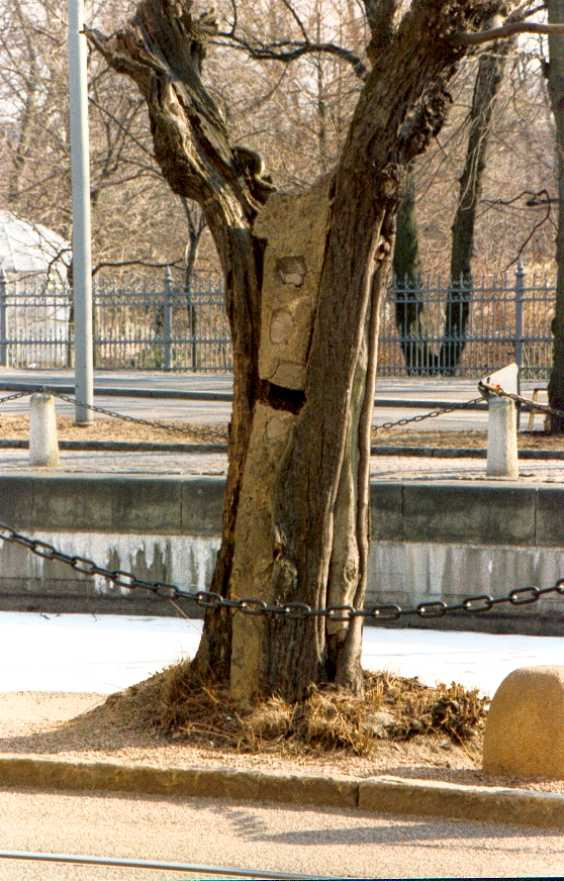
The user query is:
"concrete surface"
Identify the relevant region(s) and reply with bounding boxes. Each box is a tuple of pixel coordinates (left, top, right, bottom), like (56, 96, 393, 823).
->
(2, 474, 563, 546)
(1, 475, 563, 633)
(4, 757, 564, 834)
(3, 787, 564, 880)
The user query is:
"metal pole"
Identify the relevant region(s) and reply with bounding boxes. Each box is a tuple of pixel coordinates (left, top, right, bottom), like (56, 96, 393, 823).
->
(0, 850, 338, 880)
(163, 266, 173, 371)
(514, 260, 525, 430)
(0, 268, 7, 368)
(68, 0, 93, 424)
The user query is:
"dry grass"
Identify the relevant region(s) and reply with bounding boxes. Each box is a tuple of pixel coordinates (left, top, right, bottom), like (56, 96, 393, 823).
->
(77, 661, 488, 761)
(371, 428, 564, 450)
(0, 414, 228, 444)
(1, 414, 562, 450)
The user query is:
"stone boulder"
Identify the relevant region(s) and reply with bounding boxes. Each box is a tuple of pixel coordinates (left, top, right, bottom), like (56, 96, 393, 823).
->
(483, 666, 564, 779)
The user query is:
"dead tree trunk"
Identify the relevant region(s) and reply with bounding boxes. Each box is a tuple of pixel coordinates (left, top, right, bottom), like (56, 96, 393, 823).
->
(89, 0, 504, 702)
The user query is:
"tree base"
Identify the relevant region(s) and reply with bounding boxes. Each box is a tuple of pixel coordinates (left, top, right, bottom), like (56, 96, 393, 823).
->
(93, 660, 487, 756)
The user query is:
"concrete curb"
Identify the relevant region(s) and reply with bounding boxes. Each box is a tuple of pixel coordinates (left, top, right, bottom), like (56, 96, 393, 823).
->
(0, 439, 562, 460)
(1, 757, 564, 829)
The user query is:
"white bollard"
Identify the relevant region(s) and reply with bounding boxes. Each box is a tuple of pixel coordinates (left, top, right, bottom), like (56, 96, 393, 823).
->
(486, 396, 518, 479)
(30, 393, 60, 467)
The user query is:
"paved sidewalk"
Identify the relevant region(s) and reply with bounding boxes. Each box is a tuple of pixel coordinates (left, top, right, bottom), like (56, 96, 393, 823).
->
(2, 787, 564, 880)
(0, 446, 563, 483)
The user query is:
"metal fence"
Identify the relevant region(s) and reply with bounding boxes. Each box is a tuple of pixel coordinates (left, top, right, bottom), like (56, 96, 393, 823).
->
(0, 263, 556, 378)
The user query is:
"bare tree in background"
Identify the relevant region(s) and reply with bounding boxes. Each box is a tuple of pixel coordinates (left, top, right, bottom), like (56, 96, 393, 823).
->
(0, 0, 208, 285)
(547, 0, 564, 430)
(440, 31, 513, 373)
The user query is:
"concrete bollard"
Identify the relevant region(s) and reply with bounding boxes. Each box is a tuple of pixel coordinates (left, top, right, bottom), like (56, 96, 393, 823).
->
(30, 393, 60, 467)
(487, 396, 518, 479)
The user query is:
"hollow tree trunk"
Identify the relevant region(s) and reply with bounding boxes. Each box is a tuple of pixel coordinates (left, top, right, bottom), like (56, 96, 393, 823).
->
(89, 0, 504, 702)
(439, 36, 510, 374)
(547, 0, 564, 432)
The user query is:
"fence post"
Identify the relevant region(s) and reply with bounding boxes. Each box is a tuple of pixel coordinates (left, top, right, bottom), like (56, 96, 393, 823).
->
(0, 268, 7, 367)
(514, 260, 525, 429)
(188, 283, 198, 373)
(163, 266, 173, 371)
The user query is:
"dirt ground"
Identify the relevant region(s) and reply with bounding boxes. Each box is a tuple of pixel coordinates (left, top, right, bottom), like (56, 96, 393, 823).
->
(2, 690, 563, 795)
(0, 414, 227, 444)
(1, 413, 563, 450)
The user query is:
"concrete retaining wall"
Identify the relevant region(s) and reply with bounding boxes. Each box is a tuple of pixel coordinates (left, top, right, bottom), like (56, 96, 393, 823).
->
(0, 475, 563, 633)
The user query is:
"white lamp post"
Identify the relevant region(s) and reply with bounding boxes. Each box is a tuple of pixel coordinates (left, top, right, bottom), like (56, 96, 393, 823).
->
(68, 0, 94, 424)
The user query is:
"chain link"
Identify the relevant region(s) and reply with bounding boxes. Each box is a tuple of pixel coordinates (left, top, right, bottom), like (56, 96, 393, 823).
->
(59, 390, 486, 440)
(52, 391, 194, 438)
(0, 391, 31, 406)
(1, 521, 562, 621)
(1, 383, 560, 439)
(0, 384, 488, 439)
(479, 381, 564, 421)
(374, 396, 485, 433)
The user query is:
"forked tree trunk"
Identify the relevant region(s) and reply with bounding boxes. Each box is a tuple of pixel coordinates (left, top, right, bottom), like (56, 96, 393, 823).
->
(547, 0, 564, 432)
(89, 0, 504, 702)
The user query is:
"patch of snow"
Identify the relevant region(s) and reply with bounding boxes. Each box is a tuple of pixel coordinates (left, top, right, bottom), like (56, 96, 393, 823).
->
(1, 612, 563, 696)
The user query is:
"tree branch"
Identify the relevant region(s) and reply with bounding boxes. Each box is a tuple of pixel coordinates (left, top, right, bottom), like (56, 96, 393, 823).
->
(214, 35, 368, 80)
(452, 21, 564, 47)
(92, 257, 184, 277)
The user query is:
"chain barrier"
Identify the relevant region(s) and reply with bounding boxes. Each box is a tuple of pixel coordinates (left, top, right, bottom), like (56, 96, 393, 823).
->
(374, 395, 485, 433)
(1, 521, 562, 622)
(0, 384, 489, 439)
(56, 389, 486, 440)
(50, 390, 193, 438)
(0, 391, 31, 406)
(0, 382, 561, 439)
(479, 380, 564, 422)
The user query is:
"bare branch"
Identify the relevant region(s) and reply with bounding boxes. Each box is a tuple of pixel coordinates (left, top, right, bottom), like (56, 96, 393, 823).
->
(92, 257, 184, 277)
(214, 35, 368, 80)
(452, 21, 564, 48)
(481, 188, 555, 208)
(505, 198, 552, 269)
(280, 0, 310, 43)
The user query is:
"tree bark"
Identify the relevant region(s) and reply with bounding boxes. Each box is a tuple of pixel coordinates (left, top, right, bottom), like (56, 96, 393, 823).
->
(439, 37, 510, 374)
(547, 0, 564, 432)
(89, 0, 505, 702)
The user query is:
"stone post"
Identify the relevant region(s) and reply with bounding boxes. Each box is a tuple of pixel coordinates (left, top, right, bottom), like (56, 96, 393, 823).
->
(30, 394, 60, 467)
(487, 396, 518, 479)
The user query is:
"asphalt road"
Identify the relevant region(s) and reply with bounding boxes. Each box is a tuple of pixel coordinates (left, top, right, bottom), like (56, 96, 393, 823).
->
(0, 369, 545, 432)
(1, 788, 563, 880)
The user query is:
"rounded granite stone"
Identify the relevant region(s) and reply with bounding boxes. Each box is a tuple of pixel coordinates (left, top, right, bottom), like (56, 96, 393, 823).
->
(483, 666, 564, 779)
